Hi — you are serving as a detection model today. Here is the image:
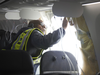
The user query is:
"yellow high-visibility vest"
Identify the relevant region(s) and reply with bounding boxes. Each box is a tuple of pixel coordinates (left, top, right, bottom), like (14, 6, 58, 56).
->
(11, 28, 44, 61)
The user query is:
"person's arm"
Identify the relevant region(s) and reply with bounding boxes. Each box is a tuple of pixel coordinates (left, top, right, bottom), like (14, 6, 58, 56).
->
(31, 17, 68, 49)
(30, 28, 65, 49)
(62, 17, 68, 30)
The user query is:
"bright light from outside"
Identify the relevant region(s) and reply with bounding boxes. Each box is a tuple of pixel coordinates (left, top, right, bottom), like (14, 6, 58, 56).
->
(36, 16, 83, 75)
(50, 16, 83, 74)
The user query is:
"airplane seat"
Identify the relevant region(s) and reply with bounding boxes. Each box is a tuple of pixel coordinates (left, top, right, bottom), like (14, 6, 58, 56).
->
(0, 29, 7, 50)
(0, 30, 10, 50)
(11, 33, 17, 42)
(40, 51, 79, 75)
(0, 29, 17, 50)
(0, 50, 34, 75)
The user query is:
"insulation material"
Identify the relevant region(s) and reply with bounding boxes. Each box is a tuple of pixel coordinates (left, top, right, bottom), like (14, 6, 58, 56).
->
(40, 10, 54, 34)
(0, 19, 28, 33)
(70, 15, 99, 75)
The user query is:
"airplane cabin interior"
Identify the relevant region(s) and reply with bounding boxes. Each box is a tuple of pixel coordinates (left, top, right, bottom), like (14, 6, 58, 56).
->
(0, 0, 100, 75)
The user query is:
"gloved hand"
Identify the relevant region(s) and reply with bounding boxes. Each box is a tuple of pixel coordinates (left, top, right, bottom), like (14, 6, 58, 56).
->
(62, 17, 68, 30)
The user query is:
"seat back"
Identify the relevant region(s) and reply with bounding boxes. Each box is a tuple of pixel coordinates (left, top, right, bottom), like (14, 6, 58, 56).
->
(40, 51, 79, 75)
(0, 29, 7, 49)
(0, 50, 34, 74)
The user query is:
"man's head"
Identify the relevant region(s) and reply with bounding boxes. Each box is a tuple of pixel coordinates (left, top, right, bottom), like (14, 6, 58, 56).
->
(28, 20, 46, 34)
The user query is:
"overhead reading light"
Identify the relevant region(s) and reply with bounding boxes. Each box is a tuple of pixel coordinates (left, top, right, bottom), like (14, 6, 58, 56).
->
(82, 1, 100, 6)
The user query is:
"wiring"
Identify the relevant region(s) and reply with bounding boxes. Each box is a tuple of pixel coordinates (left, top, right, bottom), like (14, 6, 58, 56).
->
(54, 16, 77, 75)
(9, 21, 15, 43)
(8, 20, 27, 43)
(60, 24, 77, 75)
(15, 21, 27, 30)
(59, 28, 72, 72)
(45, 16, 85, 75)
(57, 17, 86, 75)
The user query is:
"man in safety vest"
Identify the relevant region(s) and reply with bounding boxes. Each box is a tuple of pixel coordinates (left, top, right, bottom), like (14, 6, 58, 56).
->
(6, 17, 68, 74)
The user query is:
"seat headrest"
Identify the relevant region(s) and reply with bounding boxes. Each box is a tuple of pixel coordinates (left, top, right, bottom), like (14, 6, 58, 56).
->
(0, 50, 34, 74)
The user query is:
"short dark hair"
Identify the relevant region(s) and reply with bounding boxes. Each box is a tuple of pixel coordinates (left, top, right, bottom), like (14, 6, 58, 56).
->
(28, 20, 42, 28)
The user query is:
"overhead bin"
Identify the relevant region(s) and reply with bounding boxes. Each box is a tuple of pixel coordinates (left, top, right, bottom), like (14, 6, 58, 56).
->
(19, 8, 41, 20)
(52, 2, 83, 17)
(5, 12, 21, 20)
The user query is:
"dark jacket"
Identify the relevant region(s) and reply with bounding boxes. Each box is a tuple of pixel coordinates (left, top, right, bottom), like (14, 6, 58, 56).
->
(6, 27, 65, 58)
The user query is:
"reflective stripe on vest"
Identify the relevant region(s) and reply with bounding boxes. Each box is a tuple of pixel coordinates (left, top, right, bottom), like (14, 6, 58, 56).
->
(33, 57, 41, 64)
(11, 28, 44, 60)
(11, 29, 32, 50)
